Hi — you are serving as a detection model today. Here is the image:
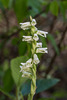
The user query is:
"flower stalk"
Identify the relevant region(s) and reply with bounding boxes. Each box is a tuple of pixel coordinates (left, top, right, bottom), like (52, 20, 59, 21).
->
(19, 16, 48, 100)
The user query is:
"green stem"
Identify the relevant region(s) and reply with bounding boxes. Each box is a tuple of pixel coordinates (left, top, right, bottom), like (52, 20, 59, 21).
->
(28, 64, 36, 100)
(28, 27, 36, 100)
(16, 87, 20, 100)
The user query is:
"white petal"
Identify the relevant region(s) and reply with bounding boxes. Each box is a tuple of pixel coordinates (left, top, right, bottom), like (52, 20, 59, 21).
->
(36, 42, 42, 48)
(31, 19, 37, 26)
(33, 54, 40, 64)
(26, 58, 32, 64)
(22, 71, 31, 77)
(36, 48, 48, 53)
(26, 58, 32, 68)
(21, 63, 25, 66)
(37, 30, 48, 37)
(33, 34, 39, 41)
(22, 36, 32, 42)
(20, 22, 31, 30)
(20, 19, 36, 30)
(20, 66, 22, 68)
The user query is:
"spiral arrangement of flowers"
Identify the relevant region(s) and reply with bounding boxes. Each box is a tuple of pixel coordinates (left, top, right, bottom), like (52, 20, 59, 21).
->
(19, 16, 48, 100)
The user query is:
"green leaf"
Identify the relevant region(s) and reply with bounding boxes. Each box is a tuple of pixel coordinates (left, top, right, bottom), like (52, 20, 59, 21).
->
(3, 69, 14, 92)
(50, 1, 59, 16)
(1, 0, 9, 8)
(28, 0, 42, 16)
(47, 34, 59, 55)
(18, 42, 27, 56)
(13, 0, 28, 22)
(21, 78, 59, 95)
(40, 36, 47, 47)
(0, 87, 15, 99)
(12, 38, 18, 46)
(38, 98, 55, 100)
(11, 56, 29, 86)
(58, 1, 67, 21)
(0, 0, 5, 11)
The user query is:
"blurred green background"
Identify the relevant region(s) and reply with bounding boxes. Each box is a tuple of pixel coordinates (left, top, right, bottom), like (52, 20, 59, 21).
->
(0, 0, 67, 100)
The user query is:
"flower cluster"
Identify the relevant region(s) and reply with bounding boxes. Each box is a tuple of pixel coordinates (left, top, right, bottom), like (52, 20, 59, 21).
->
(20, 17, 48, 78)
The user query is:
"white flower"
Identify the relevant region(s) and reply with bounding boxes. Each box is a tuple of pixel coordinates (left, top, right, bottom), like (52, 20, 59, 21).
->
(20, 22, 31, 30)
(36, 42, 42, 48)
(20, 19, 36, 30)
(36, 48, 48, 53)
(22, 36, 33, 42)
(37, 30, 48, 37)
(22, 71, 31, 77)
(33, 54, 40, 64)
(20, 58, 32, 72)
(33, 34, 39, 41)
(21, 63, 26, 66)
(26, 58, 32, 67)
(31, 19, 37, 26)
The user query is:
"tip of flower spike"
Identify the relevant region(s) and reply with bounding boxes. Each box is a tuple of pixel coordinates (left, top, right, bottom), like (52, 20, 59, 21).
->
(31, 19, 37, 26)
(30, 16, 33, 21)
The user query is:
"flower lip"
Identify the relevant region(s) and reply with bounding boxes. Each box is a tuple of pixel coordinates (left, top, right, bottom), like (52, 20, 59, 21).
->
(22, 36, 33, 41)
(20, 22, 31, 30)
(36, 42, 42, 48)
(36, 48, 48, 53)
(20, 19, 36, 30)
(37, 30, 48, 37)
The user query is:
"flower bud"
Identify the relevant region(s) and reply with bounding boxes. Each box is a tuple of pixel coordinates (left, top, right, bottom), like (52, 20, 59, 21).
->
(31, 19, 37, 26)
(33, 54, 40, 64)
(33, 34, 39, 41)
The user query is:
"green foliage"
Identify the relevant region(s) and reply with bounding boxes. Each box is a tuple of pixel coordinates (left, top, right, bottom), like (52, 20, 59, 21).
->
(11, 56, 29, 86)
(13, 0, 28, 22)
(3, 60, 9, 71)
(47, 34, 59, 55)
(28, 0, 42, 16)
(0, 0, 5, 11)
(3, 69, 14, 92)
(50, 1, 59, 16)
(40, 36, 47, 47)
(38, 98, 55, 100)
(0, 87, 15, 99)
(12, 37, 19, 45)
(1, 0, 9, 8)
(58, 1, 67, 21)
(53, 90, 67, 98)
(18, 42, 27, 56)
(21, 78, 59, 95)
(9, 0, 14, 9)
